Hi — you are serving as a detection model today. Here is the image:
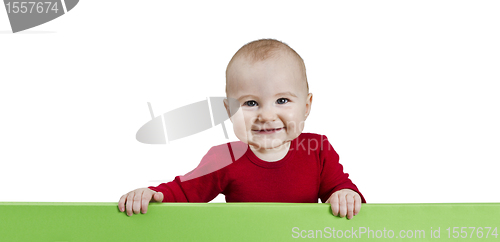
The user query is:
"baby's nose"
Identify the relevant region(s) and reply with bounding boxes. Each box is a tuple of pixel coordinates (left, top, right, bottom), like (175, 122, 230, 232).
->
(257, 106, 277, 122)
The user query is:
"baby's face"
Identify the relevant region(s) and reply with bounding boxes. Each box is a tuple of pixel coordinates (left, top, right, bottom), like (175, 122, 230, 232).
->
(224, 53, 312, 151)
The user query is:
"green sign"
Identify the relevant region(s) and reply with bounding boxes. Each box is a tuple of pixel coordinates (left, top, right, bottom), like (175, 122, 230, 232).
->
(0, 202, 498, 241)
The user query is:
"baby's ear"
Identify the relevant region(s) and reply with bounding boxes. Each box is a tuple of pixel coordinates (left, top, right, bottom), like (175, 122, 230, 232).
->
(222, 98, 231, 121)
(305, 93, 313, 118)
(223, 98, 232, 122)
(223, 97, 240, 122)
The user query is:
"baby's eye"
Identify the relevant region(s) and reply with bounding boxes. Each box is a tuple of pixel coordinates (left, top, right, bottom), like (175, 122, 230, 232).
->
(244, 100, 257, 107)
(277, 98, 289, 104)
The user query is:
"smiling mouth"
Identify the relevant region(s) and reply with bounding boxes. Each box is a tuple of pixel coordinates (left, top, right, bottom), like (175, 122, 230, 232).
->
(253, 127, 284, 134)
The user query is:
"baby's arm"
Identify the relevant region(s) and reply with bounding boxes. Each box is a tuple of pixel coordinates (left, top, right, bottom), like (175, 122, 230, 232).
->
(118, 188, 164, 216)
(117, 145, 228, 216)
(325, 189, 361, 220)
(317, 135, 366, 219)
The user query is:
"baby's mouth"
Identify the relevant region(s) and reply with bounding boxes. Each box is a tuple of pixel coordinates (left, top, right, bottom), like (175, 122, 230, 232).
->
(253, 127, 284, 134)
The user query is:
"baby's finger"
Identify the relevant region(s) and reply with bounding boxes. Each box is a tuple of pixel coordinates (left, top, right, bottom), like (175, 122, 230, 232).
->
(132, 190, 143, 214)
(118, 194, 127, 212)
(354, 194, 361, 216)
(330, 193, 339, 216)
(153, 192, 164, 203)
(125, 192, 135, 216)
(141, 191, 152, 214)
(338, 193, 347, 218)
(346, 195, 355, 220)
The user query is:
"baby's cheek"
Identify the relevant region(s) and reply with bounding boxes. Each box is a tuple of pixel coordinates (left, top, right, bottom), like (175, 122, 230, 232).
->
(287, 123, 301, 138)
(285, 116, 305, 135)
(233, 123, 248, 143)
(230, 110, 250, 143)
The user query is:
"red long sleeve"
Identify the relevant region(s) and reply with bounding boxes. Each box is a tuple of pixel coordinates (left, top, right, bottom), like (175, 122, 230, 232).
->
(149, 133, 366, 203)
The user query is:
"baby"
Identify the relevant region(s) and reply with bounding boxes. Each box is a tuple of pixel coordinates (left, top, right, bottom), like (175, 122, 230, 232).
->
(118, 39, 366, 219)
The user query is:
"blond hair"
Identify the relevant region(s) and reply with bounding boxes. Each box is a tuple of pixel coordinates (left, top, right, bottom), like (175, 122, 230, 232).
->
(225, 38, 308, 94)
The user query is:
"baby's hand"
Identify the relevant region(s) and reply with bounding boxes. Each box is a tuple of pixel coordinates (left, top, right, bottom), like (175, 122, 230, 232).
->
(326, 189, 361, 220)
(118, 188, 164, 216)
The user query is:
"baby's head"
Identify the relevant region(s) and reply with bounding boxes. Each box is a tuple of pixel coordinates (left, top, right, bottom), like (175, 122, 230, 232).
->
(224, 39, 312, 151)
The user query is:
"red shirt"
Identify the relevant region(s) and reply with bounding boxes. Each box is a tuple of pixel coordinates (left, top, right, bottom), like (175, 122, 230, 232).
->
(149, 133, 366, 203)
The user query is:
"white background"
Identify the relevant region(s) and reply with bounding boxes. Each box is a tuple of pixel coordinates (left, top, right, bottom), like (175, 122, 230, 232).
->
(0, 0, 499, 204)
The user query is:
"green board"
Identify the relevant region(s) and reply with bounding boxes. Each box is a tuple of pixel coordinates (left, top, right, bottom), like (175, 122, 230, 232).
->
(1, 202, 499, 241)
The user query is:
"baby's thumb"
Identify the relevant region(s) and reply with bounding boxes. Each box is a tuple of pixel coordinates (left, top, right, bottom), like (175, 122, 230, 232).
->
(153, 192, 164, 202)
